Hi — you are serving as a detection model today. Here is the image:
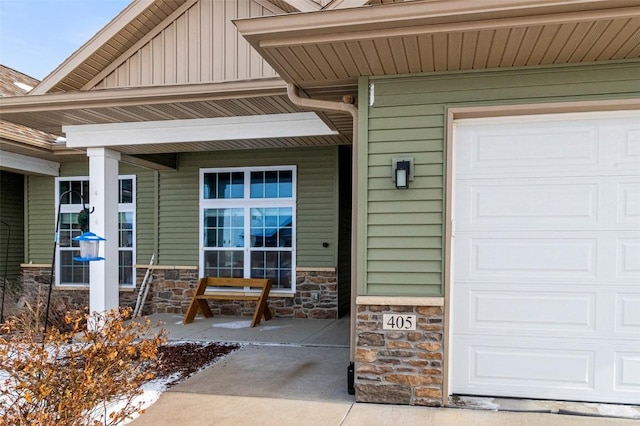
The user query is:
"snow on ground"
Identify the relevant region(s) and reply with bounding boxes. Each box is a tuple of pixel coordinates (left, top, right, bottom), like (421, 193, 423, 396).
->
(212, 320, 252, 329)
(453, 396, 500, 410)
(591, 403, 640, 419)
(0, 341, 235, 425)
(110, 373, 178, 425)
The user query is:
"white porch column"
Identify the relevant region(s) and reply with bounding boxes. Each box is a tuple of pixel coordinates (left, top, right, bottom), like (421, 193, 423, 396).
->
(86, 147, 121, 314)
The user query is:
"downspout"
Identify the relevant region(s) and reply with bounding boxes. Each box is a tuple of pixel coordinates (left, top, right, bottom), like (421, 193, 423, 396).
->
(286, 83, 358, 384)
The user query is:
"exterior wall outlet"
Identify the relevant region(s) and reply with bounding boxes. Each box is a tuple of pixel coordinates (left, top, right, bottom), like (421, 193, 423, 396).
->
(312, 291, 320, 302)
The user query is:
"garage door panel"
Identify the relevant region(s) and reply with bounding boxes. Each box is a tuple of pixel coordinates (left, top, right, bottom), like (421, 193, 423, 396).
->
(452, 337, 599, 393)
(452, 111, 640, 404)
(616, 295, 640, 334)
(618, 182, 640, 226)
(461, 182, 598, 228)
(455, 122, 599, 174)
(606, 122, 640, 169)
(455, 232, 639, 283)
(622, 129, 640, 158)
(455, 115, 640, 179)
(615, 352, 640, 392)
(456, 177, 639, 231)
(456, 236, 597, 279)
(453, 337, 640, 402)
(469, 345, 595, 389)
(461, 290, 596, 333)
(617, 239, 640, 279)
(454, 282, 640, 337)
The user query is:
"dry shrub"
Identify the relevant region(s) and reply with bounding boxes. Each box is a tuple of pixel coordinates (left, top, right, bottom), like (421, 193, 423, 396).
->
(1, 281, 81, 335)
(0, 307, 167, 425)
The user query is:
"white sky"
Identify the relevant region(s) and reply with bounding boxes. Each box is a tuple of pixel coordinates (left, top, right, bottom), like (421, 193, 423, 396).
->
(0, 0, 131, 81)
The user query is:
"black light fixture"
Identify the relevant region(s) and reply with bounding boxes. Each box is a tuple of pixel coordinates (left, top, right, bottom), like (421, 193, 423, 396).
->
(395, 160, 411, 189)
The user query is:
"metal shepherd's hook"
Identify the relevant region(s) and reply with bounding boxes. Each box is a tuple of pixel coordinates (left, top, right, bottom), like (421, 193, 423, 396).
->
(0, 220, 10, 324)
(44, 190, 94, 335)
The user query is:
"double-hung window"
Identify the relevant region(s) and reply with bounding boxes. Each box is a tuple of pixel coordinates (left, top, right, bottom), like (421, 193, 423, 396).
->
(55, 176, 136, 287)
(199, 167, 296, 292)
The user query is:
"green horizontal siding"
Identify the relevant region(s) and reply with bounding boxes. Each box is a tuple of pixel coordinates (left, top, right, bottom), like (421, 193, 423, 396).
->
(167, 147, 338, 267)
(26, 175, 54, 263)
(362, 60, 640, 297)
(156, 163, 198, 265)
(26, 147, 338, 270)
(120, 164, 155, 265)
(26, 163, 156, 265)
(0, 172, 25, 282)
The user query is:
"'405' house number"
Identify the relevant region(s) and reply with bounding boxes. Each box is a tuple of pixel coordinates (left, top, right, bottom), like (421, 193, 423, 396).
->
(382, 314, 417, 331)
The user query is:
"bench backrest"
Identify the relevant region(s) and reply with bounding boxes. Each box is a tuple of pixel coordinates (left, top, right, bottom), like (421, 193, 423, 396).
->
(200, 277, 271, 288)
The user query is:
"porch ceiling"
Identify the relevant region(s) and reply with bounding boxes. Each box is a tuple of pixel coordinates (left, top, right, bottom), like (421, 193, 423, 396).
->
(0, 79, 355, 158)
(235, 0, 640, 89)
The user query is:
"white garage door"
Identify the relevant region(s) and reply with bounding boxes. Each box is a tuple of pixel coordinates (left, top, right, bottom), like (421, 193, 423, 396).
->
(451, 111, 640, 404)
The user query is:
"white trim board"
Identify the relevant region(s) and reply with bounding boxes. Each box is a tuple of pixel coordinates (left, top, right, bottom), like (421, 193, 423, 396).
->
(0, 150, 60, 176)
(63, 112, 338, 148)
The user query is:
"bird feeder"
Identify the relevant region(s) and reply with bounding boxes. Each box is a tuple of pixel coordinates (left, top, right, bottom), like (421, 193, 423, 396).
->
(73, 232, 106, 262)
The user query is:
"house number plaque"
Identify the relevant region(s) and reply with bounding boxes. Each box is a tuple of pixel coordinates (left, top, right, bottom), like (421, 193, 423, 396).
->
(382, 314, 417, 331)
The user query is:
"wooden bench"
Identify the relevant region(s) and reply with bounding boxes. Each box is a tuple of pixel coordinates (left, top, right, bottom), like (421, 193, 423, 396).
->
(182, 277, 273, 328)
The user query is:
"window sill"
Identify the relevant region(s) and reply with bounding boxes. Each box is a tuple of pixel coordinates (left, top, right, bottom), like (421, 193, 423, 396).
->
(54, 285, 135, 292)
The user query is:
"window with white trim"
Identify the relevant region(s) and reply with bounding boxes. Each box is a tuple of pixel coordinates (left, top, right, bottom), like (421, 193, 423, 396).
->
(55, 176, 136, 287)
(199, 167, 296, 292)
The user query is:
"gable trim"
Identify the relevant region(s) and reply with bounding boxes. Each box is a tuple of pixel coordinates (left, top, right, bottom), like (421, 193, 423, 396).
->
(31, 0, 158, 95)
(82, 0, 199, 91)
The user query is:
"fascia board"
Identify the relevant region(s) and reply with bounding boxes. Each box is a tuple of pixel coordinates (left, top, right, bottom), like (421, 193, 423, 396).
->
(0, 150, 60, 176)
(0, 79, 288, 113)
(63, 112, 338, 148)
(31, 0, 158, 95)
(235, 0, 638, 40)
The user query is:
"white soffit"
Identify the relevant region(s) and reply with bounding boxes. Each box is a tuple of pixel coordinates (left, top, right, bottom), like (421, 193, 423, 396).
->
(63, 112, 338, 148)
(0, 150, 60, 176)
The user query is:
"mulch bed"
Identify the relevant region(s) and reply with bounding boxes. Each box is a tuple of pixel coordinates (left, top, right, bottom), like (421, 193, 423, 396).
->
(154, 342, 240, 387)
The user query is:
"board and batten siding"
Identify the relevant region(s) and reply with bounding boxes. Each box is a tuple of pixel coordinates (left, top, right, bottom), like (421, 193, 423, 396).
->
(361, 61, 640, 297)
(95, 0, 278, 89)
(26, 147, 338, 270)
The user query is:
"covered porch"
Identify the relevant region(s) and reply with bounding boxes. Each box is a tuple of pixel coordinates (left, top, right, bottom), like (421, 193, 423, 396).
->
(140, 312, 352, 402)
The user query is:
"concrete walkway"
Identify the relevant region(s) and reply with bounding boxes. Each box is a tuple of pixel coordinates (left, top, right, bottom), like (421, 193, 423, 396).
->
(132, 393, 638, 426)
(130, 314, 638, 425)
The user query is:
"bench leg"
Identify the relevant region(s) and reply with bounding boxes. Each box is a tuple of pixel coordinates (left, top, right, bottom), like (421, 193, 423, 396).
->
(263, 306, 272, 321)
(183, 297, 199, 324)
(250, 303, 272, 328)
(183, 278, 214, 324)
(183, 299, 214, 324)
(250, 301, 263, 328)
(199, 299, 214, 318)
(251, 281, 273, 327)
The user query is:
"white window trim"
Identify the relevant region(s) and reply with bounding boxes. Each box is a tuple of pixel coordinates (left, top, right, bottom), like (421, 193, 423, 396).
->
(54, 175, 136, 288)
(118, 175, 136, 288)
(199, 166, 297, 294)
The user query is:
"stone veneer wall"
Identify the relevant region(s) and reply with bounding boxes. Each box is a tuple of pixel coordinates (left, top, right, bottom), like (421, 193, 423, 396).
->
(149, 268, 338, 319)
(355, 304, 444, 406)
(20, 266, 138, 311)
(20, 266, 338, 320)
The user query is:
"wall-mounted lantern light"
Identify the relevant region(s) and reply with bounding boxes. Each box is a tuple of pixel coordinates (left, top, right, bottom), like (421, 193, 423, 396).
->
(73, 232, 106, 262)
(392, 157, 414, 189)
